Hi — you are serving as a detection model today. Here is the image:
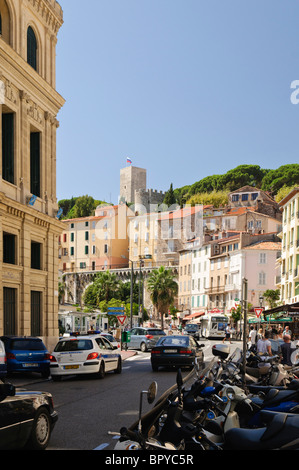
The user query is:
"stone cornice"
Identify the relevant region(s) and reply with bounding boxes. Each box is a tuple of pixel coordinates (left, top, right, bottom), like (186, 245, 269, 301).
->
(26, 0, 64, 35)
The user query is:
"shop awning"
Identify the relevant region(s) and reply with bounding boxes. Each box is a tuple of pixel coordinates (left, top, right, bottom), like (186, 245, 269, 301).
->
(184, 311, 205, 321)
(262, 302, 299, 320)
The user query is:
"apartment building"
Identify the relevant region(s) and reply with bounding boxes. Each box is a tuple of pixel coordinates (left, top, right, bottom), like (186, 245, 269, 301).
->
(59, 205, 133, 273)
(128, 212, 159, 268)
(206, 232, 281, 313)
(0, 0, 65, 349)
(190, 239, 210, 315)
(278, 187, 299, 304)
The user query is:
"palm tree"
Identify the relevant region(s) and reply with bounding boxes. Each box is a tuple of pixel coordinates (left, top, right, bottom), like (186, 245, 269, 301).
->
(94, 271, 120, 303)
(147, 266, 178, 330)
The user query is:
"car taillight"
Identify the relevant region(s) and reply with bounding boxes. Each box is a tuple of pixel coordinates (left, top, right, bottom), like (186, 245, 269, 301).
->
(45, 353, 51, 360)
(49, 355, 57, 363)
(87, 352, 99, 360)
(145, 335, 153, 339)
(6, 353, 15, 360)
(151, 350, 161, 354)
(180, 350, 192, 354)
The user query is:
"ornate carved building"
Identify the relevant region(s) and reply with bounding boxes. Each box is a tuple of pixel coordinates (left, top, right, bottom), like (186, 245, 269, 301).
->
(0, 0, 65, 350)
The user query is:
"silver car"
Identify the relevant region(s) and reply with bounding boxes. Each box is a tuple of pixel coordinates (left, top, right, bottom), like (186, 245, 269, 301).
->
(127, 327, 166, 352)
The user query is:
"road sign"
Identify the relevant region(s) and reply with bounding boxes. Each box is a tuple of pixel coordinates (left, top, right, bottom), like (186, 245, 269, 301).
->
(254, 308, 263, 318)
(107, 307, 125, 315)
(117, 315, 127, 325)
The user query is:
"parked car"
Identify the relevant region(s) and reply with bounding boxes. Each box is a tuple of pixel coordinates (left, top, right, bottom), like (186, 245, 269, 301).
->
(0, 380, 58, 450)
(100, 333, 120, 349)
(0, 336, 50, 378)
(183, 323, 201, 339)
(0, 339, 7, 380)
(151, 335, 205, 371)
(127, 327, 166, 352)
(50, 334, 122, 381)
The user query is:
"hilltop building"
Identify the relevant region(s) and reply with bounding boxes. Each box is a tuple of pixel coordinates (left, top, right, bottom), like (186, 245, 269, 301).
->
(119, 165, 166, 213)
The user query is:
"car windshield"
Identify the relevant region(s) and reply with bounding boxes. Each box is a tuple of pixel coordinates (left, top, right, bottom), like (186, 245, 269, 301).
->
(157, 336, 189, 346)
(147, 330, 165, 336)
(54, 339, 93, 352)
(102, 334, 115, 342)
(10, 339, 46, 351)
(185, 324, 198, 330)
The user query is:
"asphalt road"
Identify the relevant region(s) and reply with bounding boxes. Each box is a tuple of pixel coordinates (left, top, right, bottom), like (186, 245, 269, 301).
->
(8, 339, 243, 450)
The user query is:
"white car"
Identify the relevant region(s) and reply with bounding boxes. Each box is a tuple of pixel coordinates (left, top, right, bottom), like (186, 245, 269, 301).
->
(100, 333, 120, 350)
(49, 334, 122, 381)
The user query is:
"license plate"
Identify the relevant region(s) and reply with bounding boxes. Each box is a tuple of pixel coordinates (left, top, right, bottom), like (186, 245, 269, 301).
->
(64, 365, 79, 370)
(23, 363, 38, 367)
(164, 349, 177, 353)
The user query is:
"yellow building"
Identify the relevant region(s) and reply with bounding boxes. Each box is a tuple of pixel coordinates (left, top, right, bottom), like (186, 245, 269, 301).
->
(59, 205, 133, 275)
(0, 0, 65, 350)
(278, 187, 299, 304)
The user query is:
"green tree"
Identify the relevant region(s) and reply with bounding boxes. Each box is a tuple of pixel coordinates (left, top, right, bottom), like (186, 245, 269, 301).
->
(92, 271, 120, 303)
(263, 289, 280, 309)
(147, 266, 178, 330)
(261, 164, 299, 195)
(164, 183, 177, 206)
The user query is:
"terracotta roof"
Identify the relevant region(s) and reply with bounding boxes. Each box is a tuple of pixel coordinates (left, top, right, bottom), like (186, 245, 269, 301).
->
(243, 241, 281, 250)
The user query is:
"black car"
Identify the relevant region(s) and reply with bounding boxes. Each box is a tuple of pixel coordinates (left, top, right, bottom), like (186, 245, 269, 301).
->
(151, 335, 205, 371)
(0, 380, 58, 450)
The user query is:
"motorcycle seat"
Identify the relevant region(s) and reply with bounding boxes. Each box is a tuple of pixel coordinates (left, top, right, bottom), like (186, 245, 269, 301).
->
(224, 412, 287, 449)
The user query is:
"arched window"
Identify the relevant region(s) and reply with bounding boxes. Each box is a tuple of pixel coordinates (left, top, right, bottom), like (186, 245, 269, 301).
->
(27, 26, 37, 70)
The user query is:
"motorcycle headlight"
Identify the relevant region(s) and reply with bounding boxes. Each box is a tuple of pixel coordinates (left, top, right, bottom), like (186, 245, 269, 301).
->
(226, 387, 235, 400)
(126, 443, 141, 450)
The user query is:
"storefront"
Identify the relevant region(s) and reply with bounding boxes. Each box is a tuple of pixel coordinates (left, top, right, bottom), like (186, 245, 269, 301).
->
(258, 302, 299, 339)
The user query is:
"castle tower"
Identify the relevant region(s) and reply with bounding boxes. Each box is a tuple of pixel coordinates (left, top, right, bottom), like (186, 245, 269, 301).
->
(119, 166, 146, 204)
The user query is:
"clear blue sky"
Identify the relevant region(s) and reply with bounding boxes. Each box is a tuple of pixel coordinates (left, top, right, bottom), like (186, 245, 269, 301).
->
(55, 0, 299, 205)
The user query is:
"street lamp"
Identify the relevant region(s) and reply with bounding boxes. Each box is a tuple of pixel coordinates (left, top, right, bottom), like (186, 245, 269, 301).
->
(121, 255, 134, 329)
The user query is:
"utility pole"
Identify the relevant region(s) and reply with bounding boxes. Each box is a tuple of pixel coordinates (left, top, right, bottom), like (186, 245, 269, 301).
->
(242, 277, 248, 388)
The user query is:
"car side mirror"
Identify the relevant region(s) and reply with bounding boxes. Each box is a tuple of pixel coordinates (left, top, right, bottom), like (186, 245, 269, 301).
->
(0, 383, 15, 402)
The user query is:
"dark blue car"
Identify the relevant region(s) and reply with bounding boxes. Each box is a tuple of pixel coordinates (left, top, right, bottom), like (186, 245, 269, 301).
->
(0, 336, 50, 378)
(0, 339, 7, 380)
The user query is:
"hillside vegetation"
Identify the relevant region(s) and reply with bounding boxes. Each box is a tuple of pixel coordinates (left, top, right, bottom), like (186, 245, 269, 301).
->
(166, 164, 299, 206)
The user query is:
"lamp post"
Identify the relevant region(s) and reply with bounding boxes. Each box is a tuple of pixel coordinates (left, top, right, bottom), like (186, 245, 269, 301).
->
(121, 255, 134, 329)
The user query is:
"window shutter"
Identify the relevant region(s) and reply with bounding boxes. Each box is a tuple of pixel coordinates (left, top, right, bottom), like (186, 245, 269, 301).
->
(27, 26, 37, 70)
(2, 113, 14, 184)
(30, 132, 40, 197)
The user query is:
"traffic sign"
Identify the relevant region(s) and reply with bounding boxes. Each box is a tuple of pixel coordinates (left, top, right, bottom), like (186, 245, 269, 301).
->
(254, 308, 263, 318)
(107, 306, 125, 315)
(117, 315, 127, 325)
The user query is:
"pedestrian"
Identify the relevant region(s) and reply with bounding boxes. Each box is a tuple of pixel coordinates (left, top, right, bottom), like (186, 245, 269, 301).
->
(269, 328, 281, 355)
(283, 325, 292, 339)
(248, 326, 257, 350)
(280, 335, 296, 366)
(222, 324, 232, 344)
(256, 330, 272, 356)
(277, 327, 283, 340)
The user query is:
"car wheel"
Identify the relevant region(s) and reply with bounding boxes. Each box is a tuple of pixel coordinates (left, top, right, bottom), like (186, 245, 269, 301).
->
(114, 358, 122, 374)
(52, 375, 62, 382)
(41, 368, 50, 379)
(26, 407, 52, 450)
(97, 361, 105, 379)
(140, 342, 147, 352)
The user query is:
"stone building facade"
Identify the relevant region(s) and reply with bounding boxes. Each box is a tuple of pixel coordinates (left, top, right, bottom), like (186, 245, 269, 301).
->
(0, 0, 65, 350)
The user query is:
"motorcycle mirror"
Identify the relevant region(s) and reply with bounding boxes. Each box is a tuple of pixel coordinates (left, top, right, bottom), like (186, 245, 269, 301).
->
(177, 369, 183, 389)
(147, 382, 158, 404)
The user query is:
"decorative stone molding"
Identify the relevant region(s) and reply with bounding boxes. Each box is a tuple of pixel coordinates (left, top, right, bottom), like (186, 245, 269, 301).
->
(27, 0, 63, 35)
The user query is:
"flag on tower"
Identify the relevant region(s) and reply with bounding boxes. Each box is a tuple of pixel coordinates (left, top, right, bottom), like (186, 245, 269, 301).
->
(126, 157, 132, 164)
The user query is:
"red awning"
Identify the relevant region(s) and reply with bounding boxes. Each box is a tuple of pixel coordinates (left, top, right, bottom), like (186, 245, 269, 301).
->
(184, 311, 205, 321)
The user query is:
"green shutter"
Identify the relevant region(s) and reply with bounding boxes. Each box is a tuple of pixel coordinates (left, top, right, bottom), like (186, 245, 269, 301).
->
(2, 113, 14, 184)
(27, 27, 37, 70)
(30, 132, 40, 197)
